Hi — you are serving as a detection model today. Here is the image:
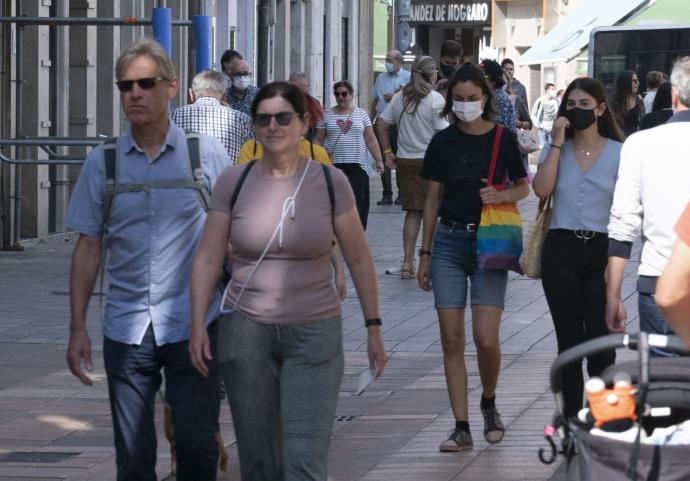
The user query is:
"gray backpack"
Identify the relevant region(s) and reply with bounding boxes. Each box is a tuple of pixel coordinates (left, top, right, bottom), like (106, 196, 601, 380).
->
(97, 133, 212, 314)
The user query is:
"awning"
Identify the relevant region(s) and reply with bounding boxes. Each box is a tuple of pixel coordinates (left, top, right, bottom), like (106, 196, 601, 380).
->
(625, 0, 690, 26)
(516, 0, 648, 65)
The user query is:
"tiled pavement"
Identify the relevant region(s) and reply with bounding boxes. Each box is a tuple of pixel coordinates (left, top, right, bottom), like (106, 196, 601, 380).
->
(0, 179, 642, 481)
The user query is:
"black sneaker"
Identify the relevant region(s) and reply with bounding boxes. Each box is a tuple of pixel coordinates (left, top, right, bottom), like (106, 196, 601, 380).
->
(377, 195, 393, 205)
(394, 194, 401, 205)
(481, 406, 505, 444)
(439, 428, 473, 452)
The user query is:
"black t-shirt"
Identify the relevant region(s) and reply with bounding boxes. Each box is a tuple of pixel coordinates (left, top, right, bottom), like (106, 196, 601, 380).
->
(421, 124, 527, 225)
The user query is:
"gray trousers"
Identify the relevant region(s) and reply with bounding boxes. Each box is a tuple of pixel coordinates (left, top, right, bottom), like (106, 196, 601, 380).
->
(217, 312, 344, 481)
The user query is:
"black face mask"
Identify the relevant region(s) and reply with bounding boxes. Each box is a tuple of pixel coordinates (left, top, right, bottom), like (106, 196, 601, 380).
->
(440, 62, 456, 78)
(566, 107, 597, 131)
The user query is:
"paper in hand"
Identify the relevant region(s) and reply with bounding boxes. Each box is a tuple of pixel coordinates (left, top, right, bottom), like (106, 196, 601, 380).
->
(356, 367, 376, 396)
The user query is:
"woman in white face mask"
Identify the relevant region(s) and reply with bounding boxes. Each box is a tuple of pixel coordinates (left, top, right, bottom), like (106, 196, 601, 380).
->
(417, 62, 529, 452)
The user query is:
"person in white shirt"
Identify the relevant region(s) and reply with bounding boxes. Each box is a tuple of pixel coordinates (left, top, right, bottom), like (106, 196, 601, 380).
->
(531, 83, 560, 147)
(371, 50, 411, 206)
(375, 56, 448, 279)
(606, 57, 690, 356)
(643, 70, 664, 114)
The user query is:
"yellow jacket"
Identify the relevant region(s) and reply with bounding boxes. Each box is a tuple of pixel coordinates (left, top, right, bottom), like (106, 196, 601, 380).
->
(236, 139, 331, 165)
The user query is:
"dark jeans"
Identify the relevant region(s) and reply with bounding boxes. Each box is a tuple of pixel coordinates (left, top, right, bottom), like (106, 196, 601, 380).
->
(380, 124, 399, 197)
(541, 230, 615, 418)
(335, 163, 369, 230)
(103, 322, 219, 481)
(639, 292, 677, 357)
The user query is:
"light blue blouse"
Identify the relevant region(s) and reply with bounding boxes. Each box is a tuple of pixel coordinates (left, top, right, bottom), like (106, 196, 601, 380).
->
(538, 139, 622, 233)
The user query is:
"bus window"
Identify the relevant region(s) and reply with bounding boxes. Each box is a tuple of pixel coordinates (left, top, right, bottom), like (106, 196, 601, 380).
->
(590, 26, 690, 95)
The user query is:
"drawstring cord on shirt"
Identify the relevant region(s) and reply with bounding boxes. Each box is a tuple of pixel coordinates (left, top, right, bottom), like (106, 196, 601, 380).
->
(220, 160, 312, 314)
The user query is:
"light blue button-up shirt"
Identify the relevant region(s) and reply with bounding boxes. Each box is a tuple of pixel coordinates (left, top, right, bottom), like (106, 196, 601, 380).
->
(372, 68, 411, 115)
(65, 122, 231, 346)
(539, 139, 622, 233)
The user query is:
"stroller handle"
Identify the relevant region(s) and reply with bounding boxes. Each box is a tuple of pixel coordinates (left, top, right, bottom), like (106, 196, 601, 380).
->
(549, 333, 689, 394)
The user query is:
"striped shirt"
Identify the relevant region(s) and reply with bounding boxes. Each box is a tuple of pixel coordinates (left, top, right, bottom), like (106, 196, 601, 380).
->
(316, 107, 376, 177)
(170, 96, 254, 162)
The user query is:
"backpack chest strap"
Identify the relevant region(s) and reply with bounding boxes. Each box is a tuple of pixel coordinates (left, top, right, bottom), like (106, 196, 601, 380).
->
(107, 179, 205, 194)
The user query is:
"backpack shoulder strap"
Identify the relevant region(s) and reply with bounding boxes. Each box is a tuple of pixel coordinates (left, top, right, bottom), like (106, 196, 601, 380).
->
(230, 159, 257, 210)
(101, 138, 118, 234)
(321, 163, 335, 226)
(99, 137, 119, 323)
(184, 131, 210, 212)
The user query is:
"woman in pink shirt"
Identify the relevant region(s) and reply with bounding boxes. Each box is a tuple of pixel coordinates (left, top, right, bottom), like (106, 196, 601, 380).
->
(189, 81, 387, 481)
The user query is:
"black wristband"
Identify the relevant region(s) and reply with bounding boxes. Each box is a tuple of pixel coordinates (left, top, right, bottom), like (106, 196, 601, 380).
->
(365, 318, 382, 327)
(550, 143, 562, 150)
(418, 249, 432, 257)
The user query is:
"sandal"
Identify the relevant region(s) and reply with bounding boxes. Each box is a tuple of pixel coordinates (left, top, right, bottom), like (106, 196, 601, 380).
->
(400, 262, 416, 279)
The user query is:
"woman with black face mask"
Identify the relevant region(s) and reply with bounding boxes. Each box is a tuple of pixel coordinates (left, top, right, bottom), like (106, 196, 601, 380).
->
(532, 77, 625, 419)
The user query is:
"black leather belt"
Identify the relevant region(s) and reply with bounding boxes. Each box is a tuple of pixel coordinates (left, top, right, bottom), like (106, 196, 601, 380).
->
(550, 229, 607, 240)
(439, 218, 477, 232)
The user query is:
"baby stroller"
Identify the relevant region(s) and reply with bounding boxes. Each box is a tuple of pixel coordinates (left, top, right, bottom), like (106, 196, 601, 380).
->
(539, 332, 690, 481)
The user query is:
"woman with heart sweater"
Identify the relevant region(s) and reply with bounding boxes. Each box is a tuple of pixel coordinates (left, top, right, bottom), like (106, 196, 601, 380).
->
(315, 80, 384, 229)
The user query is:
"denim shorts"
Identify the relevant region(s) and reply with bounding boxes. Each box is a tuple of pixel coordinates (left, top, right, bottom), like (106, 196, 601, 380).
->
(429, 222, 508, 310)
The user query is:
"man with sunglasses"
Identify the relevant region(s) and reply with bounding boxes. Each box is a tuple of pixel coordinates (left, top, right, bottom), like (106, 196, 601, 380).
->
(65, 38, 230, 481)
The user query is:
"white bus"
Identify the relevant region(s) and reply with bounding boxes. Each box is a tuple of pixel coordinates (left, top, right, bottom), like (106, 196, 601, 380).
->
(588, 24, 690, 94)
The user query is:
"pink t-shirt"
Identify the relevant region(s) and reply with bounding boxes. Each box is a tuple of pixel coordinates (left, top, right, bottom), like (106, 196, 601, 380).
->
(209, 159, 355, 324)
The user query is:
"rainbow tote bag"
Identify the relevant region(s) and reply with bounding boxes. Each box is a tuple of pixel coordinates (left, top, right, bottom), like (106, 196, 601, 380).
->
(476, 125, 524, 274)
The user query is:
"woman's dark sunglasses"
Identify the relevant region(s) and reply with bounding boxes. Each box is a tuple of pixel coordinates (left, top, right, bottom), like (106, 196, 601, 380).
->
(115, 76, 167, 92)
(333, 91, 349, 98)
(254, 112, 298, 127)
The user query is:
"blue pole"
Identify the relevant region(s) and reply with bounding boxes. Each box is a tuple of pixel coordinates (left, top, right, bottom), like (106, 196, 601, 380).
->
(152, 8, 172, 57)
(192, 15, 212, 73)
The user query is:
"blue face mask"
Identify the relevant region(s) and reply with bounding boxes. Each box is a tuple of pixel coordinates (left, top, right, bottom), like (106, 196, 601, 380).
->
(385, 63, 395, 74)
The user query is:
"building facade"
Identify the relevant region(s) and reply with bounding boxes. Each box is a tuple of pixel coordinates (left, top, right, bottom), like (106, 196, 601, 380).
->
(0, 0, 374, 245)
(402, 0, 493, 63)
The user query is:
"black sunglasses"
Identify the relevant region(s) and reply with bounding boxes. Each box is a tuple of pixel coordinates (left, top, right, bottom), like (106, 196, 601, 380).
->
(115, 76, 168, 92)
(254, 112, 298, 127)
(333, 91, 349, 98)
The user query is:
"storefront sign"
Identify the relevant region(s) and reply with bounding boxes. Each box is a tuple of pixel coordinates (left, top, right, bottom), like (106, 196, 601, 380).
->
(406, 1, 491, 26)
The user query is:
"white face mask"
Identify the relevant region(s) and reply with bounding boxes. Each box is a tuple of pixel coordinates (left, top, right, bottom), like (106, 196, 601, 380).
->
(452, 100, 484, 123)
(233, 75, 252, 91)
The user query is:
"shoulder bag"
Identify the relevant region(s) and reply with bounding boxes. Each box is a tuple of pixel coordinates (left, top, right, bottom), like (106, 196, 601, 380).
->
(476, 125, 524, 274)
(519, 195, 552, 279)
(517, 128, 539, 154)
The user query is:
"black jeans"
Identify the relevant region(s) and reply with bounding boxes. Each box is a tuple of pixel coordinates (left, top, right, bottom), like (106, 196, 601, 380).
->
(380, 124, 399, 197)
(335, 163, 370, 230)
(541, 230, 615, 418)
(103, 323, 219, 481)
